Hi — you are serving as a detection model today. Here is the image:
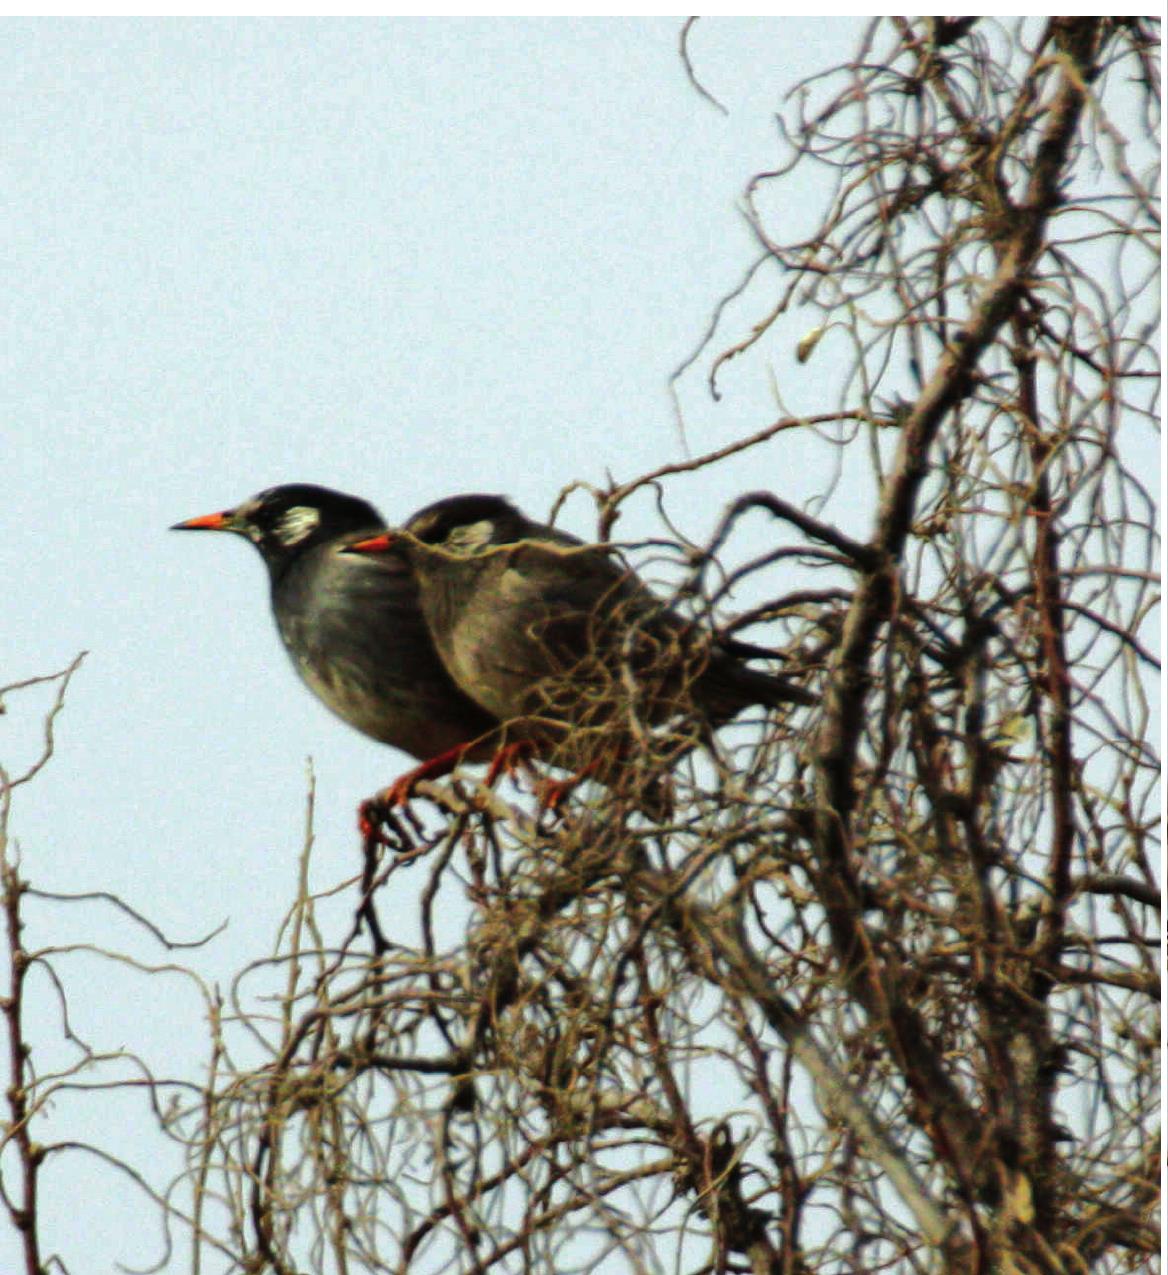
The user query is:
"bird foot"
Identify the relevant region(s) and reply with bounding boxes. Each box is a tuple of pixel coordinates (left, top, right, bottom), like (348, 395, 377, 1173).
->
(533, 759, 600, 815)
(534, 775, 576, 815)
(395, 742, 477, 802)
(358, 796, 410, 850)
(358, 742, 476, 846)
(484, 739, 538, 787)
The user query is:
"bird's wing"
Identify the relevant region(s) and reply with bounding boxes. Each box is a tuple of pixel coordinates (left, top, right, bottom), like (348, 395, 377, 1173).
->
(493, 539, 679, 673)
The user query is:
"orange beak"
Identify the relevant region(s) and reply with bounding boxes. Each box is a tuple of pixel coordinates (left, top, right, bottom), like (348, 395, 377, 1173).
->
(170, 511, 233, 531)
(345, 532, 397, 555)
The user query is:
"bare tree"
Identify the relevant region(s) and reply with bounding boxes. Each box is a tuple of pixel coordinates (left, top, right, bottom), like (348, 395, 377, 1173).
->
(0, 655, 228, 1275)
(6, 17, 1158, 1275)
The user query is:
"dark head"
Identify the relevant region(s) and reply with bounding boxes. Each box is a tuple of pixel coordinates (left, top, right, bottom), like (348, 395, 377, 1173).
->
(343, 494, 534, 562)
(403, 494, 527, 550)
(172, 484, 384, 575)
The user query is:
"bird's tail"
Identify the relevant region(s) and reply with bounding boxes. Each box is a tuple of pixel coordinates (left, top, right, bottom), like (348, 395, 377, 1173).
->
(701, 654, 815, 718)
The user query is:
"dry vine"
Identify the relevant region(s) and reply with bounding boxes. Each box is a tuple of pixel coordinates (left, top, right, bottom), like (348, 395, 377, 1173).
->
(165, 18, 1158, 1274)
(7, 17, 1158, 1275)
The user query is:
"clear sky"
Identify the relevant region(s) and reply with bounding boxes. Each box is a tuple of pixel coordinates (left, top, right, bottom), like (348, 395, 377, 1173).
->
(4, 18, 867, 1271)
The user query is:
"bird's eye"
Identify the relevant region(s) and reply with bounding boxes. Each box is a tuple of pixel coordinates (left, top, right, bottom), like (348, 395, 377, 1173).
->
(274, 506, 321, 545)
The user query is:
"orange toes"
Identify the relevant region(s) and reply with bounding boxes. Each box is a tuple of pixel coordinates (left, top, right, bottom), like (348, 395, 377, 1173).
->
(485, 739, 538, 787)
(534, 775, 576, 813)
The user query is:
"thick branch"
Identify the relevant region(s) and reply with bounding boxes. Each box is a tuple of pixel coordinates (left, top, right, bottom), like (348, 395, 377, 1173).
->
(807, 17, 1106, 1209)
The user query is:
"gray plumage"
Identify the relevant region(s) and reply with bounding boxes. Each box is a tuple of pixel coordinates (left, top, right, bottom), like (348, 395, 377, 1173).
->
(172, 484, 498, 762)
(373, 493, 811, 758)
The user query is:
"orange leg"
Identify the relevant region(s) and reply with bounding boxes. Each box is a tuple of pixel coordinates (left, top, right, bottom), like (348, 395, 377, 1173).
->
(484, 739, 540, 787)
(380, 742, 474, 805)
(533, 759, 600, 813)
(359, 737, 548, 843)
(358, 741, 479, 844)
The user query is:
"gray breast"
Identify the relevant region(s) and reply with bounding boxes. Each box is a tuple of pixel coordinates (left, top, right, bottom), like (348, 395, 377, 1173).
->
(272, 541, 494, 759)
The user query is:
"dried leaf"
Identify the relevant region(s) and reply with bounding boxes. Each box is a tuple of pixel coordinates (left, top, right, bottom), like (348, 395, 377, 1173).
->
(796, 325, 827, 363)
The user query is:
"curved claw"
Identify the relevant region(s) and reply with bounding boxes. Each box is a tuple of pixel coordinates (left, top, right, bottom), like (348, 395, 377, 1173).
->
(358, 741, 477, 847)
(358, 796, 395, 847)
(533, 759, 601, 816)
(382, 770, 424, 807)
(484, 739, 538, 787)
(376, 743, 476, 810)
(533, 776, 575, 819)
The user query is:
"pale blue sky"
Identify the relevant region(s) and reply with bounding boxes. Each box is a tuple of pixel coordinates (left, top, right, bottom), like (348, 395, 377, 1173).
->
(4, 18, 1160, 1273)
(4, 18, 865, 1271)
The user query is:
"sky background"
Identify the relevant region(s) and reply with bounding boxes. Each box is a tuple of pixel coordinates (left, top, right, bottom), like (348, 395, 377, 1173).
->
(3, 18, 871, 1272)
(4, 18, 1158, 1275)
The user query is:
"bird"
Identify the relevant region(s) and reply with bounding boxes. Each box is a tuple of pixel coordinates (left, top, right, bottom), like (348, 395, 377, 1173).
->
(171, 485, 501, 812)
(345, 493, 812, 802)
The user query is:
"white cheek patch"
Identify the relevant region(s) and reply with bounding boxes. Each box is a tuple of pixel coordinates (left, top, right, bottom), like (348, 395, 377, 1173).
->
(275, 505, 322, 545)
(448, 519, 496, 553)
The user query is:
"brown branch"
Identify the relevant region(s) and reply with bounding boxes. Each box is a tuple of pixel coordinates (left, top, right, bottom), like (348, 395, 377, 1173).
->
(0, 654, 86, 1275)
(636, 864, 958, 1255)
(0, 863, 43, 1275)
(679, 17, 729, 115)
(806, 19, 1107, 1219)
(587, 412, 868, 540)
(711, 491, 879, 571)
(1073, 874, 1160, 909)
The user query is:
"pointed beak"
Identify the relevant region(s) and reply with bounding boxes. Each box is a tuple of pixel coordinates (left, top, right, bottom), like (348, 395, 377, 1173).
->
(344, 532, 397, 555)
(170, 510, 236, 532)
